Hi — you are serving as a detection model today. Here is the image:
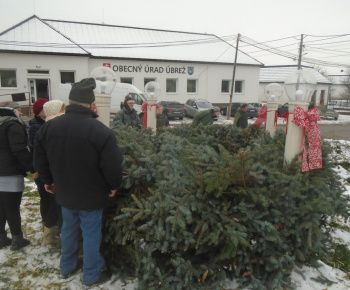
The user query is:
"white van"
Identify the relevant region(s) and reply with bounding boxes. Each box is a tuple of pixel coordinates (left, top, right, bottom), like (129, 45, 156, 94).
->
(58, 82, 147, 116)
(110, 83, 147, 115)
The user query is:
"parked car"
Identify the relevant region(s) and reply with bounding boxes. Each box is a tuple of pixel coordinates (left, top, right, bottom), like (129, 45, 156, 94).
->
(184, 99, 214, 118)
(278, 102, 314, 117)
(249, 102, 266, 110)
(158, 101, 186, 120)
(220, 103, 258, 118)
(318, 108, 339, 120)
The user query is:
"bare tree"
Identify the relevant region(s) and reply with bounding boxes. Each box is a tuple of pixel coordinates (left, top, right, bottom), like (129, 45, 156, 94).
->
(341, 69, 350, 106)
(312, 65, 329, 78)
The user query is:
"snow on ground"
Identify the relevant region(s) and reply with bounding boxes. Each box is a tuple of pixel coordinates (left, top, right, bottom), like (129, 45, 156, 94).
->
(0, 125, 349, 289)
(169, 112, 350, 126)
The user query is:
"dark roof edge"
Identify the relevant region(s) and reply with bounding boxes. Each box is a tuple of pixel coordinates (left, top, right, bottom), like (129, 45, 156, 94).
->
(89, 55, 263, 66)
(0, 50, 90, 57)
(37, 16, 92, 55)
(0, 15, 37, 36)
(43, 18, 218, 37)
(261, 64, 313, 69)
(260, 80, 331, 84)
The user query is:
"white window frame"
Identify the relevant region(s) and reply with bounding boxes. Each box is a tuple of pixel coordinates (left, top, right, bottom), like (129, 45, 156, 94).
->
(235, 80, 244, 93)
(221, 80, 245, 94)
(0, 69, 17, 88)
(60, 71, 75, 84)
(187, 79, 197, 94)
(166, 78, 177, 93)
(221, 80, 230, 93)
(120, 77, 133, 84)
(144, 78, 156, 88)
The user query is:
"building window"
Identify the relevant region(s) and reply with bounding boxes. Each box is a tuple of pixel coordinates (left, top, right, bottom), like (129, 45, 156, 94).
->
(235, 80, 244, 93)
(222, 80, 244, 93)
(0, 69, 17, 88)
(187, 79, 197, 93)
(144, 78, 156, 88)
(60, 71, 75, 84)
(166, 79, 177, 93)
(27, 70, 49, 74)
(221, 80, 230, 93)
(121, 77, 133, 84)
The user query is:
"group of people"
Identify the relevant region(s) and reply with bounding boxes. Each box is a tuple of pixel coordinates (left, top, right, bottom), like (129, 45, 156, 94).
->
(191, 103, 249, 128)
(0, 78, 123, 287)
(112, 94, 169, 129)
(0, 98, 66, 252)
(113, 97, 249, 129)
(1, 80, 249, 287)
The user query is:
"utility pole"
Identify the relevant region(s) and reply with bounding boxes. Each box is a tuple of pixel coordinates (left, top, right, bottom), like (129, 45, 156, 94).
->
(296, 34, 304, 90)
(297, 34, 304, 70)
(227, 33, 240, 120)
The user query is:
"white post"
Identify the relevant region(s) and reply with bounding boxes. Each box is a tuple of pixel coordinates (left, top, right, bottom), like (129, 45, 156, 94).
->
(265, 102, 278, 137)
(94, 93, 112, 127)
(284, 101, 309, 163)
(146, 97, 157, 132)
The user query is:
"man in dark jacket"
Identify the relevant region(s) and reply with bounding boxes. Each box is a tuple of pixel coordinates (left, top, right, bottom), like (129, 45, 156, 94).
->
(156, 105, 169, 128)
(112, 95, 142, 129)
(191, 107, 220, 127)
(34, 78, 123, 287)
(234, 104, 248, 128)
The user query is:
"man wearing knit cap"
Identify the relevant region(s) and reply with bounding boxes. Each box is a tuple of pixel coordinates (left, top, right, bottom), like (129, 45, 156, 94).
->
(34, 78, 123, 287)
(112, 94, 142, 129)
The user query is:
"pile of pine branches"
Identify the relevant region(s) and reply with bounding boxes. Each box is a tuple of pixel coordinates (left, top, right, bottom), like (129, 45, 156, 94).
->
(102, 124, 350, 289)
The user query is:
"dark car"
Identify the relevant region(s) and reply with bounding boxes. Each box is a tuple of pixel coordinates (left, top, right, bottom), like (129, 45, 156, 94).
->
(278, 102, 314, 117)
(318, 108, 339, 120)
(158, 101, 186, 120)
(249, 102, 267, 110)
(220, 103, 258, 119)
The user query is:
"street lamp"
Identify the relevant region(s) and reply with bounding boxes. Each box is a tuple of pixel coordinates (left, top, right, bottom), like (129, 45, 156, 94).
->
(90, 66, 116, 127)
(264, 83, 283, 137)
(283, 69, 317, 164)
(144, 81, 161, 132)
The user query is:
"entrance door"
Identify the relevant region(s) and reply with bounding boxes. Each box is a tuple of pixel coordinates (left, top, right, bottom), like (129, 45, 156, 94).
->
(29, 79, 51, 104)
(320, 90, 325, 107)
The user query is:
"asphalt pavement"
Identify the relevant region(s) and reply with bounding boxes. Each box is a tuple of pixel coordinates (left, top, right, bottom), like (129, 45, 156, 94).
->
(170, 115, 350, 141)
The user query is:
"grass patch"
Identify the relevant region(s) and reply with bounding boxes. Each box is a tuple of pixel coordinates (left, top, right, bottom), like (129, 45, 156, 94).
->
(325, 243, 350, 274)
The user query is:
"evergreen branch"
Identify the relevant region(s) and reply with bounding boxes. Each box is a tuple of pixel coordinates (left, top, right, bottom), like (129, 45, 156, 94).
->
(121, 208, 141, 213)
(131, 194, 144, 210)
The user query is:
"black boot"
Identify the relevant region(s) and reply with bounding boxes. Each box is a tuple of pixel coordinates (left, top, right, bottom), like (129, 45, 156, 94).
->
(0, 233, 12, 249)
(10, 233, 30, 251)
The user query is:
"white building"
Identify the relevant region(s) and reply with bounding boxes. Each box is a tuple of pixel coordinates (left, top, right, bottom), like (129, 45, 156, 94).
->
(0, 15, 262, 111)
(259, 66, 332, 108)
(328, 70, 350, 100)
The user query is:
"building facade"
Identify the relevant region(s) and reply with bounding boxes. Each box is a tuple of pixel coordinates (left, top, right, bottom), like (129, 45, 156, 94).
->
(0, 16, 262, 111)
(259, 66, 332, 108)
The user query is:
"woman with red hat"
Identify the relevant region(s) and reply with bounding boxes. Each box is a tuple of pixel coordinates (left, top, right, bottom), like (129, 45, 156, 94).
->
(29, 98, 61, 246)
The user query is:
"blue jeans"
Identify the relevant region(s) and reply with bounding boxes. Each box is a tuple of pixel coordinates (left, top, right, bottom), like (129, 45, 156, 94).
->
(60, 207, 104, 285)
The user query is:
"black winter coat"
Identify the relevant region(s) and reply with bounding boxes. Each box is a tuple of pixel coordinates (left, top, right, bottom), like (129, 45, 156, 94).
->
(156, 114, 169, 128)
(0, 107, 34, 176)
(28, 115, 45, 155)
(34, 104, 123, 210)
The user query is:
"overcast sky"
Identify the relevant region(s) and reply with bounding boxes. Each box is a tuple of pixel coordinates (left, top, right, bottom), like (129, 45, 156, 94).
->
(1, 0, 349, 74)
